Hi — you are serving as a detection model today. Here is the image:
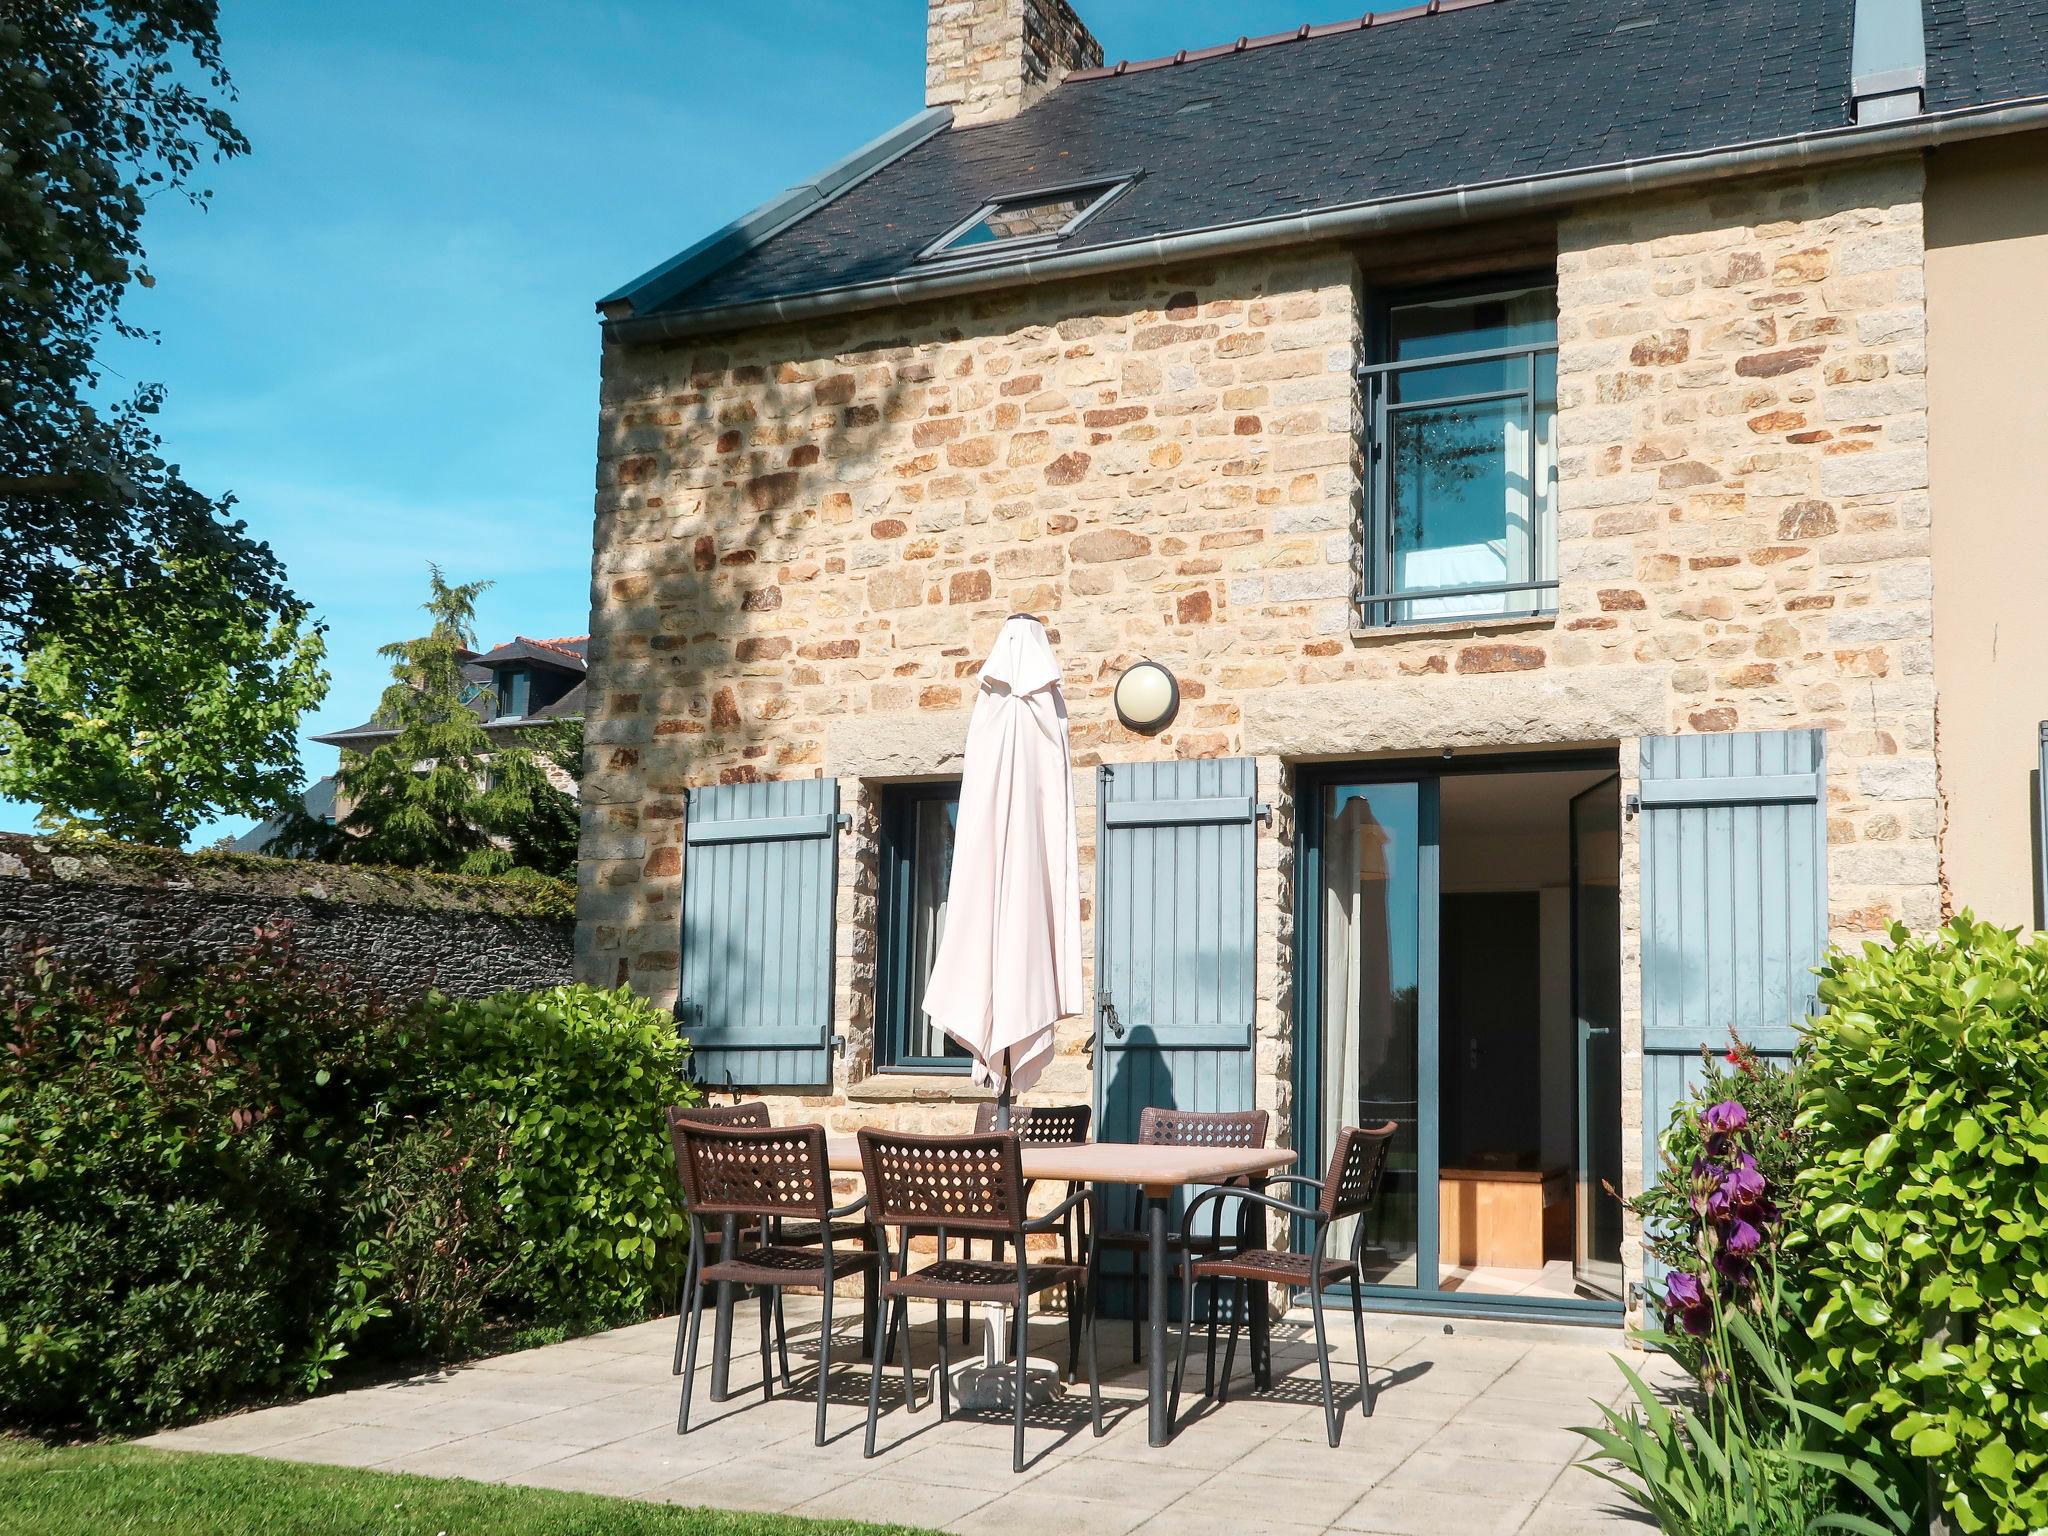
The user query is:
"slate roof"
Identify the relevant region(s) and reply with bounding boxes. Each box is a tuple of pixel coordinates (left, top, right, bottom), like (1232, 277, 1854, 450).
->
(1924, 0, 2048, 112)
(656, 0, 1862, 317)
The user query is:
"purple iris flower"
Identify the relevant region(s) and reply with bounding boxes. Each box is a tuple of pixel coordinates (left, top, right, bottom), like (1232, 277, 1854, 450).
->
(1665, 1270, 1714, 1335)
(1708, 1157, 1768, 1220)
(1721, 1216, 1764, 1257)
(1702, 1099, 1749, 1155)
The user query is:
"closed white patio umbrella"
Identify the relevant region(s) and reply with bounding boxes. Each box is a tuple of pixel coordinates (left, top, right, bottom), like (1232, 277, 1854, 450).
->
(918, 614, 1082, 1403)
(921, 613, 1082, 1117)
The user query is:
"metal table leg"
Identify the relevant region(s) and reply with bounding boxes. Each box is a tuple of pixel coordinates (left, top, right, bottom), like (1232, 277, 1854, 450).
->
(1249, 1177, 1272, 1391)
(711, 1214, 737, 1402)
(1146, 1190, 1170, 1446)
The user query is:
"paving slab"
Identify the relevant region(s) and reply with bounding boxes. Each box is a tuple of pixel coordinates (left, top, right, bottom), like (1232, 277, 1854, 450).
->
(142, 1294, 1658, 1535)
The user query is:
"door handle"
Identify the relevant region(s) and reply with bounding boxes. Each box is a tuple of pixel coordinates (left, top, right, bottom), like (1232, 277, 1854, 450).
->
(1583, 1026, 1615, 1039)
(1101, 998, 1125, 1039)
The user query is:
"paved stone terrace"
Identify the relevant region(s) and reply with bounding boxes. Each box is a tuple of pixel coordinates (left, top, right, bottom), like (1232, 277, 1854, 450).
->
(143, 1300, 1681, 1534)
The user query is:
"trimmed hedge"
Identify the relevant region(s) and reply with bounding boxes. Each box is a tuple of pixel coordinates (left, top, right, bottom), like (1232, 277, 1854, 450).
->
(1793, 915, 2048, 1535)
(0, 930, 694, 1436)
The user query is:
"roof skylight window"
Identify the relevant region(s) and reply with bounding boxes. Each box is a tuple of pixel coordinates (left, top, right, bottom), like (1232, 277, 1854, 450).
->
(920, 177, 1136, 262)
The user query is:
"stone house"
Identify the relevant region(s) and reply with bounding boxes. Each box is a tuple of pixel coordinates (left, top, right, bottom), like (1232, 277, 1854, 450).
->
(579, 0, 2048, 1321)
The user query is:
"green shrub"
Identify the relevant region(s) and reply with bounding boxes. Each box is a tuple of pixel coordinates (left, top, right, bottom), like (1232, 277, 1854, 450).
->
(350, 1106, 514, 1360)
(1793, 914, 2048, 1535)
(0, 934, 402, 1434)
(1, 934, 697, 1437)
(423, 986, 695, 1333)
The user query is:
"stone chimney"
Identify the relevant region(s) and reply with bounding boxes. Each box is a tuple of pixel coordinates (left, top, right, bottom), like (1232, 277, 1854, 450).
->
(926, 0, 1104, 128)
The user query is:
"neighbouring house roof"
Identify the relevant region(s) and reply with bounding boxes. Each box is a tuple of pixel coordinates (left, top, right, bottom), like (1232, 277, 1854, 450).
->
(605, 0, 2048, 335)
(310, 633, 589, 749)
(227, 775, 340, 854)
(470, 636, 590, 671)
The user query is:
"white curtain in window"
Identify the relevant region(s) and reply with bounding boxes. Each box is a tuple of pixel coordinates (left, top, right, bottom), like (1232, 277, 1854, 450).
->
(907, 799, 953, 1059)
(1321, 797, 1401, 1267)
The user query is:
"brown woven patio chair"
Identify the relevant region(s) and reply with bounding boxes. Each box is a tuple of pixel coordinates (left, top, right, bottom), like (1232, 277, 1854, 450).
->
(665, 1103, 872, 1380)
(1169, 1121, 1397, 1447)
(1095, 1106, 1271, 1362)
(672, 1121, 880, 1446)
(858, 1127, 1103, 1473)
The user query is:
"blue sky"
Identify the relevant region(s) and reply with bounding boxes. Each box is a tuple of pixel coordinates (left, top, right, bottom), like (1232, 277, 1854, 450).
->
(3, 0, 1355, 843)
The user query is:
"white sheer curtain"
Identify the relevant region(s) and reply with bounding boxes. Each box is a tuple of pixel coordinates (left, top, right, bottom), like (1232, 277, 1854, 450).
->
(1320, 797, 1396, 1269)
(907, 798, 953, 1059)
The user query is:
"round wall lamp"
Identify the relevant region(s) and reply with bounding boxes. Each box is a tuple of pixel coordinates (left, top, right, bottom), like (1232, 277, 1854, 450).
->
(1113, 659, 1180, 733)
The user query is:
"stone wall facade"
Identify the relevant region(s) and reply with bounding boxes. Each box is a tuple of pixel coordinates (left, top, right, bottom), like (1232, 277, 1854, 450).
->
(581, 157, 1941, 1300)
(0, 834, 575, 1003)
(925, 0, 1103, 127)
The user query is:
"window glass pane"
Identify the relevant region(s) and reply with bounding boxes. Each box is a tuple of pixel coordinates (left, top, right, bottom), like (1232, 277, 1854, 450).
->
(936, 186, 1115, 254)
(1320, 782, 1422, 1287)
(1376, 284, 1558, 622)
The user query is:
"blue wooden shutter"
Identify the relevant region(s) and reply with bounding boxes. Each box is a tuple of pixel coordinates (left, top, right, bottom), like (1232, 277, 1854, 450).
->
(678, 777, 840, 1089)
(1095, 757, 1260, 1129)
(1638, 729, 1826, 1269)
(1094, 757, 1263, 1313)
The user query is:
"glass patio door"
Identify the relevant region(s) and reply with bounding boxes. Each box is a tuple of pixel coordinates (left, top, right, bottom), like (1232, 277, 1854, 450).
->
(1312, 779, 1435, 1291)
(1571, 776, 1625, 1300)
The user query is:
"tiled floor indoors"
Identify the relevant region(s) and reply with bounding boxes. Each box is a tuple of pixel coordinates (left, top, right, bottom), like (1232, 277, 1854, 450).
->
(141, 1298, 1682, 1535)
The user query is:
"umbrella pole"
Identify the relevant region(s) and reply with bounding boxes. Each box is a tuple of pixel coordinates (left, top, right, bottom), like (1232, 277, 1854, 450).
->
(985, 1048, 1011, 1367)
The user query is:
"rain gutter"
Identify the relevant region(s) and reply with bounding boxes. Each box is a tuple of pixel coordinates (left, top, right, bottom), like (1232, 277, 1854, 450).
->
(605, 92, 2048, 347)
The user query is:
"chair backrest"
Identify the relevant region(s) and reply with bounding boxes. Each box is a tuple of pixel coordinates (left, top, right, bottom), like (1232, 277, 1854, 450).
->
(857, 1128, 1028, 1236)
(1319, 1123, 1398, 1223)
(675, 1122, 832, 1223)
(972, 1101, 1093, 1145)
(1136, 1105, 1269, 1150)
(666, 1101, 771, 1183)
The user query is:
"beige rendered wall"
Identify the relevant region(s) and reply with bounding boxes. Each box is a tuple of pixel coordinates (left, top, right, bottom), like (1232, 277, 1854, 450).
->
(1927, 132, 2048, 929)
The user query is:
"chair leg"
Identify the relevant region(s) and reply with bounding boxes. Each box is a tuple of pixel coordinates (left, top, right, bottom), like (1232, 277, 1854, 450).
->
(1204, 1279, 1220, 1397)
(1011, 1286, 1030, 1474)
(1083, 1265, 1104, 1437)
(776, 1292, 794, 1389)
(1065, 1281, 1080, 1378)
(935, 1298, 952, 1421)
(1219, 1279, 1245, 1403)
(758, 1288, 775, 1402)
(1349, 1281, 1372, 1418)
(1169, 1258, 1197, 1430)
(679, 1236, 704, 1384)
(1309, 1280, 1339, 1447)
(814, 1281, 834, 1447)
(864, 1293, 890, 1459)
(899, 1291, 921, 1414)
(677, 1239, 705, 1434)
(960, 1237, 974, 1343)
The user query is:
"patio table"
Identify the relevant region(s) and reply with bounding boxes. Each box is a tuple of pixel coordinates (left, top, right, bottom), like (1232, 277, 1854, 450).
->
(813, 1135, 1295, 1446)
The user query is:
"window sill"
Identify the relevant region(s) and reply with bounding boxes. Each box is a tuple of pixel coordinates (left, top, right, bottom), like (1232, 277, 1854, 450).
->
(846, 1072, 989, 1105)
(1349, 611, 1558, 645)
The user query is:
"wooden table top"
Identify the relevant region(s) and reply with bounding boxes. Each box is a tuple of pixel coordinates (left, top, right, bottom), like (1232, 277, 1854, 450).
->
(824, 1135, 1294, 1196)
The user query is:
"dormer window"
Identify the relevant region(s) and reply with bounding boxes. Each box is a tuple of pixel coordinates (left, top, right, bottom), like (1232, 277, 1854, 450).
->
(499, 667, 531, 720)
(920, 176, 1135, 263)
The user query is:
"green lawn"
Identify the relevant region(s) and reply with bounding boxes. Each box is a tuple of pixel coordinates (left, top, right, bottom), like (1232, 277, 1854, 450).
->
(0, 1440, 941, 1536)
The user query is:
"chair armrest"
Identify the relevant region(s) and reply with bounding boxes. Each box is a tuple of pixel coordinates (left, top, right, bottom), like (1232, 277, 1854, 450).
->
(1180, 1183, 1322, 1234)
(827, 1194, 869, 1220)
(1020, 1187, 1089, 1233)
(1255, 1175, 1325, 1195)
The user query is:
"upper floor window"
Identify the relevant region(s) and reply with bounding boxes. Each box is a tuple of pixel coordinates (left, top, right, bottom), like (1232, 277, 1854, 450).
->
(875, 780, 969, 1073)
(1359, 278, 1559, 627)
(498, 667, 531, 719)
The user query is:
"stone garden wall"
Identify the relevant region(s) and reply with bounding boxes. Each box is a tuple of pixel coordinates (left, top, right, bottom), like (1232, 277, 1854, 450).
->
(0, 833, 574, 1003)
